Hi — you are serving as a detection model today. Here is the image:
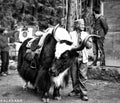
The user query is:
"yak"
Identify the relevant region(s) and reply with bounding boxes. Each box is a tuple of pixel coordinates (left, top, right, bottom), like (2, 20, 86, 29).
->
(17, 25, 98, 103)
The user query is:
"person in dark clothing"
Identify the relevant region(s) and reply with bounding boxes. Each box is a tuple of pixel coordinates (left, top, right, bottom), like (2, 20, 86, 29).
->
(68, 19, 92, 101)
(92, 8, 108, 66)
(0, 28, 17, 76)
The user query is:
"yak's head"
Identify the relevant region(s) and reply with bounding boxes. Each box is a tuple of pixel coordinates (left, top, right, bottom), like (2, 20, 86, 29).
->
(48, 25, 100, 87)
(50, 42, 78, 76)
(49, 41, 79, 87)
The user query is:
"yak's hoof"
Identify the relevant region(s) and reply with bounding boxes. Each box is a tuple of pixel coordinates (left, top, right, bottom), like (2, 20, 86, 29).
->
(41, 98, 49, 103)
(54, 96, 61, 100)
(28, 83, 35, 89)
(23, 86, 28, 90)
(23, 83, 28, 90)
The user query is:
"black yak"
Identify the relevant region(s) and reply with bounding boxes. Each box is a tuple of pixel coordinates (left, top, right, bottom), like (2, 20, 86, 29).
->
(17, 25, 98, 103)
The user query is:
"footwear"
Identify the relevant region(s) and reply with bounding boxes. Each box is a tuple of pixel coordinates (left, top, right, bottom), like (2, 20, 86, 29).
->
(92, 62, 97, 66)
(100, 63, 106, 66)
(80, 95, 89, 101)
(4, 71, 11, 75)
(1, 72, 7, 76)
(68, 90, 80, 96)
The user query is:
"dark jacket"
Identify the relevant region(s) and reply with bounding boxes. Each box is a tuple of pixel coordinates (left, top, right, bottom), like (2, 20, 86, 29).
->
(93, 15, 108, 38)
(0, 30, 16, 52)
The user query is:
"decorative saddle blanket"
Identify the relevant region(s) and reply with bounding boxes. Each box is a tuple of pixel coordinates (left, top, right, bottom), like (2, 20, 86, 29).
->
(31, 35, 42, 51)
(27, 31, 49, 50)
(25, 24, 60, 61)
(25, 32, 50, 63)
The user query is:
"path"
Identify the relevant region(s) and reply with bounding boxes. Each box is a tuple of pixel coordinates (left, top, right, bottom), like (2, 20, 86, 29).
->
(0, 70, 120, 103)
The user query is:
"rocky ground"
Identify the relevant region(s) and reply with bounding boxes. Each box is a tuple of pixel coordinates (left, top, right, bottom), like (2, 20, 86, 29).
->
(0, 68, 120, 103)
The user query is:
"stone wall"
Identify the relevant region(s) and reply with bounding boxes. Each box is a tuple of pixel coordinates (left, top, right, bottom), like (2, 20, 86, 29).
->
(88, 66, 120, 82)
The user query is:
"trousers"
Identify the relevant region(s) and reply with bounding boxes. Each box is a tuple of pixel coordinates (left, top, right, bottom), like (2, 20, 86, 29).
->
(0, 51, 9, 73)
(93, 37, 105, 66)
(70, 58, 88, 95)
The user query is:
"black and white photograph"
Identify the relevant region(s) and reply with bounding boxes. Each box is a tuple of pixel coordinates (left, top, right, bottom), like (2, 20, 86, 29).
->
(0, 0, 120, 103)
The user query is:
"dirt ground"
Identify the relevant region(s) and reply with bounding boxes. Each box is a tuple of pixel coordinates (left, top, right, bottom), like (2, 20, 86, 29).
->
(0, 69, 120, 103)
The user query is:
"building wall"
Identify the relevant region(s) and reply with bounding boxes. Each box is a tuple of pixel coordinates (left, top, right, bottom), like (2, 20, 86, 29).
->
(104, 1, 120, 64)
(104, 1, 120, 32)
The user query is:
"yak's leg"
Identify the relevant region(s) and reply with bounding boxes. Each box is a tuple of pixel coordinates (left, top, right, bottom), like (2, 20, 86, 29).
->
(53, 87, 61, 100)
(23, 81, 35, 89)
(41, 92, 50, 103)
(23, 82, 29, 90)
(28, 82, 35, 89)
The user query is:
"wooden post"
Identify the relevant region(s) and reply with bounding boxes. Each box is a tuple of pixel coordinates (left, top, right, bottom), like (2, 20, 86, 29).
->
(66, 0, 68, 16)
(101, 1, 104, 15)
(90, 0, 94, 34)
(63, 0, 65, 17)
(76, 0, 78, 19)
(90, 0, 93, 14)
(79, 0, 82, 18)
(66, 0, 75, 32)
(65, 0, 68, 29)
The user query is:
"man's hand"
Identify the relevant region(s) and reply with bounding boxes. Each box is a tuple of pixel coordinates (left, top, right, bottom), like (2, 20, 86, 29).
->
(86, 38, 93, 49)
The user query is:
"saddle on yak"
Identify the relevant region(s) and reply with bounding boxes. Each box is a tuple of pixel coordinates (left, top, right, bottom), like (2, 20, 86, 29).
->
(25, 24, 59, 69)
(25, 33, 49, 69)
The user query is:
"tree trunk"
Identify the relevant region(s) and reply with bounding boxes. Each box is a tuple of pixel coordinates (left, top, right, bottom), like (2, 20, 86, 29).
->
(33, 0, 38, 20)
(66, 0, 76, 32)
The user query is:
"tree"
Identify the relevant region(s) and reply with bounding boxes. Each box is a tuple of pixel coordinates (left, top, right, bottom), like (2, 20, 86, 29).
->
(66, 0, 76, 32)
(0, 0, 64, 30)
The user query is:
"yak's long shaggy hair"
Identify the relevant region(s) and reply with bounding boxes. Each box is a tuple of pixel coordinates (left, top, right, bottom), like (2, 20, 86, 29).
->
(17, 34, 57, 90)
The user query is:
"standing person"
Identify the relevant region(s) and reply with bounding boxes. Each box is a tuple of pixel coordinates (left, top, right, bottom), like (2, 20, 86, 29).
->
(92, 7, 108, 66)
(68, 19, 92, 101)
(0, 28, 17, 76)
